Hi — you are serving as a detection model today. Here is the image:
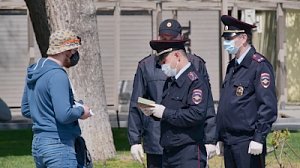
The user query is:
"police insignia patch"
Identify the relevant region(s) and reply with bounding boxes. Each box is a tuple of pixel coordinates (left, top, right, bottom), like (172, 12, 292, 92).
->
(188, 72, 198, 81)
(236, 86, 244, 96)
(260, 73, 270, 88)
(192, 89, 202, 104)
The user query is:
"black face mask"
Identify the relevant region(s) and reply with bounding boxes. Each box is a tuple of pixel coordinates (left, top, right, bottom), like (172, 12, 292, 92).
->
(70, 51, 80, 66)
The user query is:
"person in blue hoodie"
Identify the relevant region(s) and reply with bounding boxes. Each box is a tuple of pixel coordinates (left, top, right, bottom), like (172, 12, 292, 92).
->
(21, 29, 92, 168)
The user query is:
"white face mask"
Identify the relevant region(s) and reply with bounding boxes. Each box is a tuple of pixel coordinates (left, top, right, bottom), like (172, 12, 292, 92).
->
(161, 58, 178, 77)
(223, 39, 239, 55)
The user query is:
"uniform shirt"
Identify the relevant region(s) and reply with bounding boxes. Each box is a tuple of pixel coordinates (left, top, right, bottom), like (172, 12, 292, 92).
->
(217, 47, 277, 145)
(160, 64, 208, 149)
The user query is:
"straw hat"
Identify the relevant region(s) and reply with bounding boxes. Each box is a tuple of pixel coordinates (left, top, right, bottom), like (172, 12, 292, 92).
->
(47, 29, 81, 55)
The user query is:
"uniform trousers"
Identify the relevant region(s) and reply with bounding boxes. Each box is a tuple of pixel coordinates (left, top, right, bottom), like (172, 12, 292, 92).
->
(162, 144, 206, 168)
(224, 140, 266, 168)
(147, 153, 163, 168)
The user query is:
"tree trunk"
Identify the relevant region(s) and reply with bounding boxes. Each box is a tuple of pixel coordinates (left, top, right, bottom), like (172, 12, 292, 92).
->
(24, 0, 50, 57)
(25, 0, 116, 161)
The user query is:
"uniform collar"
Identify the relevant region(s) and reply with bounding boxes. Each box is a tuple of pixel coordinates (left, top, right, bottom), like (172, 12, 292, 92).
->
(236, 45, 251, 64)
(239, 46, 256, 68)
(175, 62, 191, 79)
(174, 64, 194, 88)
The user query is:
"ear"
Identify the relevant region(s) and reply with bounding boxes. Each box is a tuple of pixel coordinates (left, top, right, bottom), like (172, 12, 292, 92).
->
(65, 50, 72, 57)
(243, 34, 248, 41)
(241, 34, 248, 46)
(174, 51, 180, 58)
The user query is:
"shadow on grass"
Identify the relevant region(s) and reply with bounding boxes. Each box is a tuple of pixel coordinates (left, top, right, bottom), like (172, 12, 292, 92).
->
(111, 128, 131, 151)
(0, 129, 32, 156)
(0, 128, 131, 157)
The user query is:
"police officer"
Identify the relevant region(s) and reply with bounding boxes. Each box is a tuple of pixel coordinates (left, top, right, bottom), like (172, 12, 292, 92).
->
(139, 39, 209, 167)
(127, 19, 217, 168)
(216, 15, 278, 168)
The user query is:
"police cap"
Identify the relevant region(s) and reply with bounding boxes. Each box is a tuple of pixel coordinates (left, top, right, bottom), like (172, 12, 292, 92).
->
(159, 19, 182, 38)
(221, 15, 256, 38)
(150, 40, 186, 62)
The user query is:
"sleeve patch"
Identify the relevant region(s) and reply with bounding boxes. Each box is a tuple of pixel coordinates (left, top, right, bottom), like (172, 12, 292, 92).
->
(192, 89, 202, 104)
(260, 73, 270, 88)
(188, 71, 198, 81)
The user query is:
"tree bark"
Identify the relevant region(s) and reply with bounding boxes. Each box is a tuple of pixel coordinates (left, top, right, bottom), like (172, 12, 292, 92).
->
(24, 0, 50, 57)
(25, 0, 116, 161)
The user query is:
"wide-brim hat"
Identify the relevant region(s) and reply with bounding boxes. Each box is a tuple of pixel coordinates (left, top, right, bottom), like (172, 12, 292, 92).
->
(221, 15, 256, 38)
(150, 40, 186, 61)
(47, 29, 81, 55)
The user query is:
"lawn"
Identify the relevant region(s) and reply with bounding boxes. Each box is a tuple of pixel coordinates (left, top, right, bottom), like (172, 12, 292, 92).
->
(0, 128, 299, 168)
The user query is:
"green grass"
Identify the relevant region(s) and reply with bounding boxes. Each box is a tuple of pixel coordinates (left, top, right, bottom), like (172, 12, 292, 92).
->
(0, 128, 300, 168)
(0, 129, 32, 156)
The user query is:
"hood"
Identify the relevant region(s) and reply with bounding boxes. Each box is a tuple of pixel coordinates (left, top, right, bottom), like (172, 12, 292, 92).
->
(26, 58, 62, 86)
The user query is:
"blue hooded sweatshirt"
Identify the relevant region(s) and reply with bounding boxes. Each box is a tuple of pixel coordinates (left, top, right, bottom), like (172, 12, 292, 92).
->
(21, 58, 83, 140)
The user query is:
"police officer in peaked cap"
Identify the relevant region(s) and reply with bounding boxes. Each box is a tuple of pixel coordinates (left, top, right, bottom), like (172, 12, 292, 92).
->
(216, 15, 278, 168)
(138, 39, 209, 168)
(128, 19, 217, 168)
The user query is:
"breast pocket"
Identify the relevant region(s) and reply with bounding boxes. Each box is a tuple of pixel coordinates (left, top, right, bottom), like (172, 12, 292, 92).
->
(170, 93, 185, 109)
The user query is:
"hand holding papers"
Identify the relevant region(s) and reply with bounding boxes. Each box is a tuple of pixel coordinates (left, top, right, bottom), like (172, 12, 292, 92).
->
(74, 100, 94, 116)
(137, 97, 155, 116)
(137, 97, 165, 118)
(137, 97, 155, 107)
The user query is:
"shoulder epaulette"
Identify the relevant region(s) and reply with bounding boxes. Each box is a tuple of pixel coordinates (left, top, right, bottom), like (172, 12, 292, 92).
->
(187, 53, 206, 64)
(252, 53, 265, 63)
(187, 71, 198, 81)
(139, 54, 155, 64)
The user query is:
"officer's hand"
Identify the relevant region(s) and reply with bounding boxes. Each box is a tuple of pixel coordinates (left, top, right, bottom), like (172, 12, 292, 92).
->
(151, 104, 165, 118)
(130, 144, 144, 164)
(216, 141, 224, 156)
(248, 141, 263, 155)
(139, 106, 154, 116)
(205, 144, 217, 159)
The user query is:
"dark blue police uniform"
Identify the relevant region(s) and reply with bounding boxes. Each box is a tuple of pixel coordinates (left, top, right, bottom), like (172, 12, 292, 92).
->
(128, 53, 216, 168)
(217, 47, 277, 168)
(217, 15, 278, 168)
(160, 64, 208, 168)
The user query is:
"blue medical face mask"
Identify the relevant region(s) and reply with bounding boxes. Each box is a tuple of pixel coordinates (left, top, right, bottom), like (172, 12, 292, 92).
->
(161, 57, 178, 77)
(223, 40, 239, 55)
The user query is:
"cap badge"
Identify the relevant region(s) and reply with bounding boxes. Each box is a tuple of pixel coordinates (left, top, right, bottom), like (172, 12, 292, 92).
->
(236, 86, 244, 96)
(167, 22, 172, 27)
(225, 25, 228, 30)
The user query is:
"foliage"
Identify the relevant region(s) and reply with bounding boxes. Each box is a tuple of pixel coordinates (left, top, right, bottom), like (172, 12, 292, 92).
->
(269, 130, 300, 168)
